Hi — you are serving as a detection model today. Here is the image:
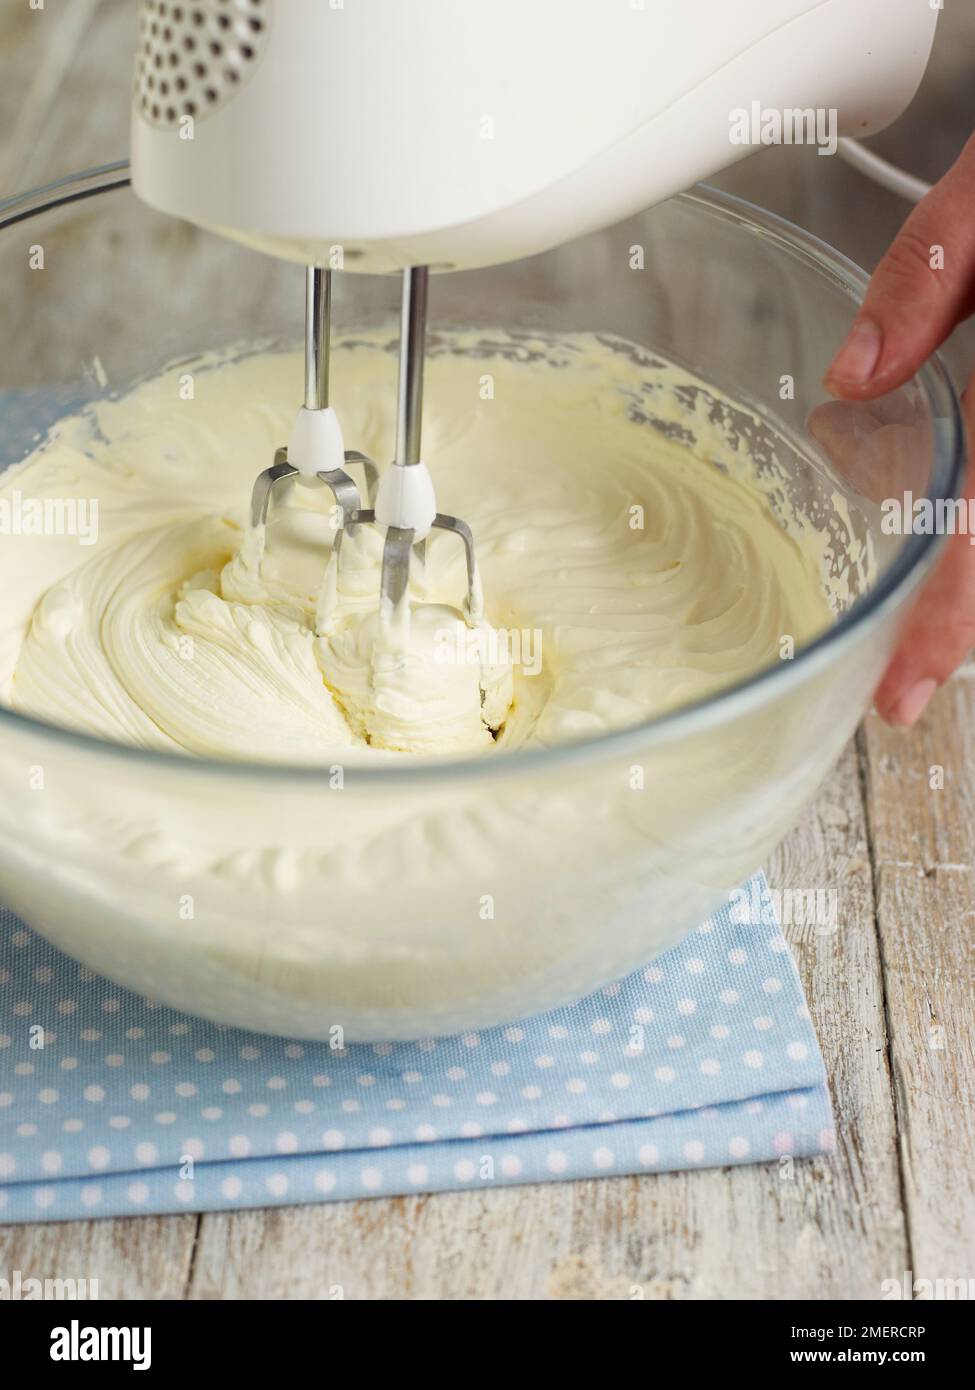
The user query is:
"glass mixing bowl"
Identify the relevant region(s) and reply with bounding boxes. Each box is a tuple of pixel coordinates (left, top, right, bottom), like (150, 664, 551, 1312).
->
(0, 165, 964, 1039)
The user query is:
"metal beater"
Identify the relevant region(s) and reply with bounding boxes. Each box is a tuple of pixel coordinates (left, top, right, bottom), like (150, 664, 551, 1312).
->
(249, 265, 378, 549)
(251, 265, 483, 643)
(345, 266, 483, 640)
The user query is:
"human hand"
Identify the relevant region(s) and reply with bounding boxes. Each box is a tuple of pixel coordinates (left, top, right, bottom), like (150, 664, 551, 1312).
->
(823, 132, 975, 727)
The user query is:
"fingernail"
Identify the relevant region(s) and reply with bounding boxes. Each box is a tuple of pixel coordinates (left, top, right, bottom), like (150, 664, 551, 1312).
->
(826, 318, 884, 386)
(889, 678, 937, 728)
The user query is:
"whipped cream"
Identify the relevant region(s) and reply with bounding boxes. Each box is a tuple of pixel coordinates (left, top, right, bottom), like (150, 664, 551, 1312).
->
(0, 332, 850, 1037)
(0, 333, 832, 761)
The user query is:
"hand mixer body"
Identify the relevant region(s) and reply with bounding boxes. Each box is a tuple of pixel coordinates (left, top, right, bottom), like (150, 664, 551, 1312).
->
(129, 0, 937, 737)
(131, 0, 937, 273)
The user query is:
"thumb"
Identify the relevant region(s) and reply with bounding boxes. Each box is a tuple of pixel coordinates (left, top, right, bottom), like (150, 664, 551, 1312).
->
(825, 131, 975, 401)
(874, 380, 975, 726)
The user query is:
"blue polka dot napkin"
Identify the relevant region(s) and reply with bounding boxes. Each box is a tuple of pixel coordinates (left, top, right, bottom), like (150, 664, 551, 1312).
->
(0, 873, 833, 1223)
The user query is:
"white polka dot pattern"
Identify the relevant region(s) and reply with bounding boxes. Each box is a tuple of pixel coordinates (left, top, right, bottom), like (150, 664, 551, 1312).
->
(0, 875, 833, 1221)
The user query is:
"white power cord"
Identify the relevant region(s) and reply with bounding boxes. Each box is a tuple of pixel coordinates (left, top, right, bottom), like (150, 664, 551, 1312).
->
(837, 137, 933, 204)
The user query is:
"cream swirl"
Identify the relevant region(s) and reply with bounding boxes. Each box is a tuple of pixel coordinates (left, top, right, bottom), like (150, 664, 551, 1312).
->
(0, 333, 831, 761)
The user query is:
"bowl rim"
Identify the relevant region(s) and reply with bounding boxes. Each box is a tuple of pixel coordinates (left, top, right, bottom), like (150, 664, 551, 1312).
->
(0, 161, 966, 787)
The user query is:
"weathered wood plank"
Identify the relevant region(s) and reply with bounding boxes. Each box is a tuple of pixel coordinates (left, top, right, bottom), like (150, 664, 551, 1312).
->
(1, 0, 101, 194)
(0, 1213, 198, 1299)
(861, 693, 975, 1285)
(1, 0, 132, 195)
(863, 688, 975, 873)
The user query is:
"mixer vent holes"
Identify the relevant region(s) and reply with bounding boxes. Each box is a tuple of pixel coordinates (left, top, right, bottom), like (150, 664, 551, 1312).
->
(135, 0, 268, 128)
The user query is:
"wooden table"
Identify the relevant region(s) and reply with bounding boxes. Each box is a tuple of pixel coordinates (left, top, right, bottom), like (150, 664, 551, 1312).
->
(1, 2, 973, 1299)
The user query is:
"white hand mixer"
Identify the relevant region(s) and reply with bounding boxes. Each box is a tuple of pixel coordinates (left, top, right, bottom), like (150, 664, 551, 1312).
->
(131, 0, 937, 642)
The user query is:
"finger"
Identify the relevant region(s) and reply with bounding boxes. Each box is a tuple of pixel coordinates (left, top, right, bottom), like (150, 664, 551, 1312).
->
(825, 131, 975, 401)
(874, 383, 975, 726)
